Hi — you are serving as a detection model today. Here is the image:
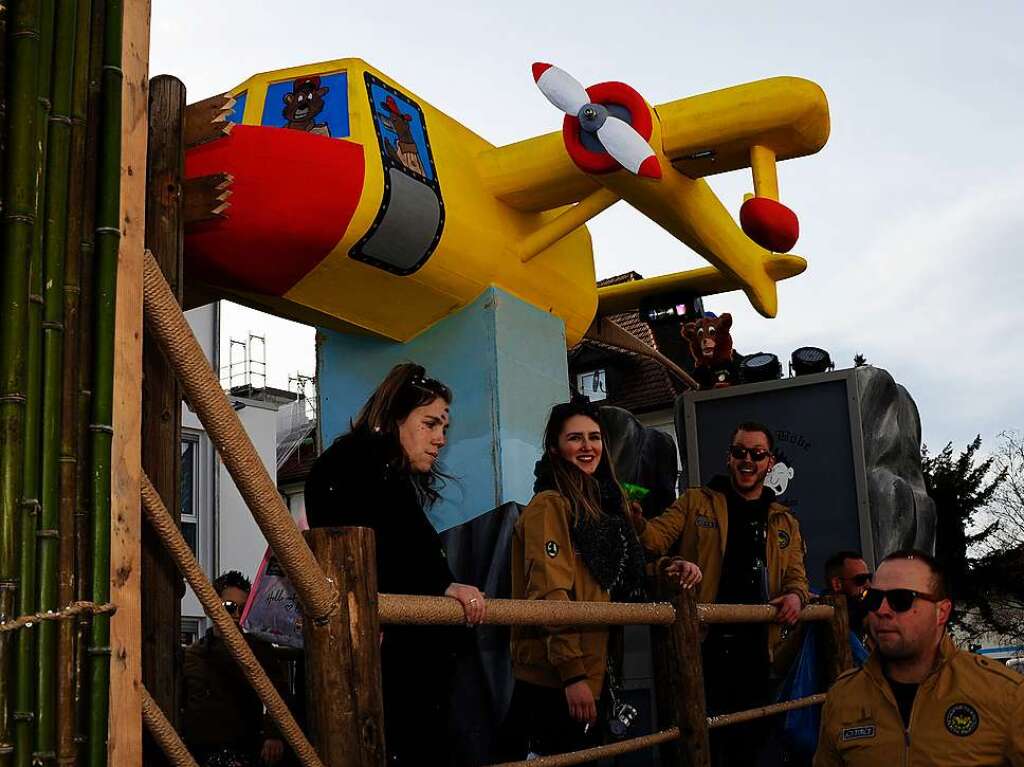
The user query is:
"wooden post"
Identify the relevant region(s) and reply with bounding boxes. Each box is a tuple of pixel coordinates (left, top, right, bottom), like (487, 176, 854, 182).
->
(140, 73, 185, 767)
(819, 595, 853, 686)
(108, 0, 150, 764)
(652, 584, 710, 767)
(302, 528, 386, 767)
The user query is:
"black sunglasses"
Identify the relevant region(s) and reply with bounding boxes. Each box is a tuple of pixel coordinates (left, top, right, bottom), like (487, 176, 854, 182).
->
(728, 445, 772, 462)
(863, 587, 940, 614)
(222, 600, 244, 616)
(845, 573, 872, 587)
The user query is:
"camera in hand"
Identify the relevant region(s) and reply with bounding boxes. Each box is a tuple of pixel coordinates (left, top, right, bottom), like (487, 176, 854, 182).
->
(607, 700, 639, 739)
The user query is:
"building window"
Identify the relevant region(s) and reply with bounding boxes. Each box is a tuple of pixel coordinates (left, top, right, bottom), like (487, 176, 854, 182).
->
(181, 616, 202, 647)
(577, 369, 608, 402)
(181, 437, 199, 555)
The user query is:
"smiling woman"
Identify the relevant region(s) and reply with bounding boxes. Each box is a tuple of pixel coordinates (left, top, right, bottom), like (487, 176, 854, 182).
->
(303, 362, 485, 765)
(501, 401, 648, 758)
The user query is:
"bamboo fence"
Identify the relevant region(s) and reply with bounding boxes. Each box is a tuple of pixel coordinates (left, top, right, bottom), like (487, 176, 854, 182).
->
(0, 2, 123, 764)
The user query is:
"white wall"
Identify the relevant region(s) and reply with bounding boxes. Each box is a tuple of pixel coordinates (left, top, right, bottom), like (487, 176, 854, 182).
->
(180, 302, 281, 629)
(217, 398, 279, 580)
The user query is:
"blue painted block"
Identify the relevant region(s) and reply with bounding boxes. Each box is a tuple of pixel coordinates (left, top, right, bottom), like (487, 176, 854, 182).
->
(317, 287, 569, 531)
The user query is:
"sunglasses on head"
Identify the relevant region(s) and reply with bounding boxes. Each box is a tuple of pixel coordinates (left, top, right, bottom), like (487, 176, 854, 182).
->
(222, 600, 244, 616)
(410, 374, 451, 399)
(863, 587, 940, 613)
(728, 445, 772, 462)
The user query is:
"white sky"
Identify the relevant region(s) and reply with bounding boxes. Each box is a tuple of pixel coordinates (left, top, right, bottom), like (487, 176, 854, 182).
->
(151, 0, 1024, 453)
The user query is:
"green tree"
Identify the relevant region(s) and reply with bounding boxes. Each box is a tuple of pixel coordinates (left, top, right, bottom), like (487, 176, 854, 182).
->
(921, 436, 1006, 641)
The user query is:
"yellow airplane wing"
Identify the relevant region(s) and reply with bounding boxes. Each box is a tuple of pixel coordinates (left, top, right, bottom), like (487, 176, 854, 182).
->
(476, 75, 828, 318)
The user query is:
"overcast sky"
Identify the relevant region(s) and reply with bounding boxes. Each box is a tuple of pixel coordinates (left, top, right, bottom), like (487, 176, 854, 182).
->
(151, 0, 1024, 454)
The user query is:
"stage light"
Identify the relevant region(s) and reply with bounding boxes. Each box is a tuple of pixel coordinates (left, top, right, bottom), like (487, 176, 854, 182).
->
(790, 346, 834, 376)
(739, 352, 782, 384)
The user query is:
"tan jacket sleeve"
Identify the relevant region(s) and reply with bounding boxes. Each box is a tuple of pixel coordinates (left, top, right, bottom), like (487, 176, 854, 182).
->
(781, 515, 811, 606)
(518, 493, 587, 683)
(1009, 680, 1024, 767)
(638, 491, 694, 557)
(812, 692, 842, 767)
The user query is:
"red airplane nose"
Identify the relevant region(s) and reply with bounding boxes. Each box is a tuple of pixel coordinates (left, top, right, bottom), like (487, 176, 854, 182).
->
(740, 196, 799, 253)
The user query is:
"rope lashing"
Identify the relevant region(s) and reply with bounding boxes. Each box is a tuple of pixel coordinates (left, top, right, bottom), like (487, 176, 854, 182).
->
(698, 603, 834, 624)
(0, 601, 115, 633)
(488, 727, 682, 767)
(142, 250, 336, 622)
(707, 693, 827, 729)
(141, 473, 326, 767)
(378, 594, 677, 626)
(141, 686, 199, 767)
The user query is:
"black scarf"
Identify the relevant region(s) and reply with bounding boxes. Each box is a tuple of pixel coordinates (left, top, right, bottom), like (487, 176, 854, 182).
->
(533, 456, 647, 602)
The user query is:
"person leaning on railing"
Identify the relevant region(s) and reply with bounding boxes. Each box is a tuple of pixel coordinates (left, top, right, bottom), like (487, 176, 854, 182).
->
(631, 421, 810, 766)
(814, 549, 1024, 767)
(502, 400, 679, 758)
(304, 363, 486, 767)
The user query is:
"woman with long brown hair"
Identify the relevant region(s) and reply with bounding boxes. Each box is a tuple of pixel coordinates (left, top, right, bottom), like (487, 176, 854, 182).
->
(504, 401, 664, 757)
(305, 362, 484, 766)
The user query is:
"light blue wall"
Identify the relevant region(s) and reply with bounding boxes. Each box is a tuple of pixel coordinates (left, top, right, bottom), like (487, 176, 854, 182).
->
(317, 287, 569, 531)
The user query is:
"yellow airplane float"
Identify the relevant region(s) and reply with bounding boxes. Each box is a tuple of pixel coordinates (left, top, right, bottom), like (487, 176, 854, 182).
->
(183, 58, 829, 349)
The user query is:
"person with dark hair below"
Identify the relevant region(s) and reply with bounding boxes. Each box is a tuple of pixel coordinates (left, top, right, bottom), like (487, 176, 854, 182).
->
(823, 550, 871, 639)
(503, 401, 665, 758)
(182, 571, 289, 767)
(632, 421, 809, 766)
(814, 549, 1024, 766)
(303, 362, 485, 767)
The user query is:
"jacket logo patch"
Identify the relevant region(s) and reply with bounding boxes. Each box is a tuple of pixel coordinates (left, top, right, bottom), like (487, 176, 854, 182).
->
(777, 529, 791, 550)
(545, 540, 559, 558)
(944, 703, 979, 736)
(840, 725, 875, 741)
(695, 516, 718, 529)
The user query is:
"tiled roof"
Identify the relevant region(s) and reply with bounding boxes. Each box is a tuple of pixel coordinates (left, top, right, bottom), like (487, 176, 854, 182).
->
(569, 272, 682, 414)
(278, 432, 319, 486)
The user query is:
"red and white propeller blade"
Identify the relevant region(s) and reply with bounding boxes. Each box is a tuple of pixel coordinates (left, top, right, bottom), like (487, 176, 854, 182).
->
(596, 115, 661, 178)
(532, 62, 589, 116)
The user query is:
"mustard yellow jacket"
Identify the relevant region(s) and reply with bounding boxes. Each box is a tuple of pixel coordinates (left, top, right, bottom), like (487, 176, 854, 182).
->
(814, 634, 1024, 766)
(635, 485, 810, 656)
(510, 491, 609, 697)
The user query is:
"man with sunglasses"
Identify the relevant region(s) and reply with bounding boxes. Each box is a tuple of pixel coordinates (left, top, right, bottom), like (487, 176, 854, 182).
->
(634, 421, 809, 765)
(814, 550, 1024, 766)
(823, 550, 872, 639)
(183, 571, 290, 766)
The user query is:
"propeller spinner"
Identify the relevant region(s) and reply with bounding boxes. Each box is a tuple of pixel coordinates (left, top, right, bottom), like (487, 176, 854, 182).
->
(533, 63, 661, 179)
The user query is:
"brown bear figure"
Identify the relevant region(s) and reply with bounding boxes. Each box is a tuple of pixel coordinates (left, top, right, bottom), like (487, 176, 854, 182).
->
(682, 313, 740, 389)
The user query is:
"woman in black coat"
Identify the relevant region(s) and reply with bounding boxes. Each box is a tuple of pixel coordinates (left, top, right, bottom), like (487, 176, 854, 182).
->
(304, 363, 484, 766)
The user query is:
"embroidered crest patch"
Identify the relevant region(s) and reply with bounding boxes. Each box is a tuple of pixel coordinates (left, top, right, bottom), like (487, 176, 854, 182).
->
(840, 725, 875, 741)
(944, 703, 979, 736)
(777, 529, 791, 550)
(545, 540, 559, 558)
(695, 516, 718, 529)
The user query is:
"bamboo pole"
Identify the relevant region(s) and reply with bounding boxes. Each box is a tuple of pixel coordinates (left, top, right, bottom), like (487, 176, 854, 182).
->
(56, 3, 95, 762)
(14, 1, 58, 763)
(0, 0, 44, 758)
(36, 2, 80, 763)
(88, 0, 125, 764)
(74, 0, 106, 752)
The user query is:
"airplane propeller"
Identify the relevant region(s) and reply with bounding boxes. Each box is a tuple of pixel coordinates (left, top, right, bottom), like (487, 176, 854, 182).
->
(533, 63, 661, 179)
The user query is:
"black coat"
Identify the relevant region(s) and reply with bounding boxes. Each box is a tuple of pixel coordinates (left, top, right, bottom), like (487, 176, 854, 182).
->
(304, 429, 455, 598)
(305, 429, 466, 764)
